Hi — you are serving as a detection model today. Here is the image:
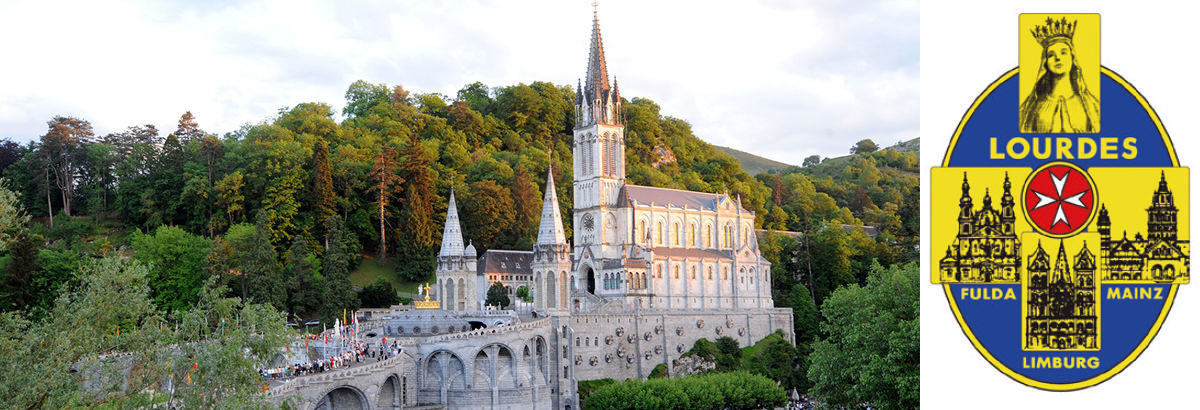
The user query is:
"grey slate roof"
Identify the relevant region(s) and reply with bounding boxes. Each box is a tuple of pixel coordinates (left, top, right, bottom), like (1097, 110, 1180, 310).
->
(621, 184, 735, 212)
(652, 247, 731, 260)
(477, 250, 534, 275)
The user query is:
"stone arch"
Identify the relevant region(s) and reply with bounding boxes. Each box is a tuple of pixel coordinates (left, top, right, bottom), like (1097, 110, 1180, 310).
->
(534, 270, 543, 309)
(377, 373, 400, 409)
(422, 349, 466, 394)
(533, 335, 549, 382)
(457, 278, 466, 310)
(471, 343, 519, 390)
(314, 385, 369, 410)
(560, 271, 568, 308)
(546, 269, 558, 308)
(582, 263, 596, 294)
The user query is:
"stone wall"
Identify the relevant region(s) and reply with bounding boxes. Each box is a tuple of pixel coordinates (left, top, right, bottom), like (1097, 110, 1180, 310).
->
(564, 308, 793, 382)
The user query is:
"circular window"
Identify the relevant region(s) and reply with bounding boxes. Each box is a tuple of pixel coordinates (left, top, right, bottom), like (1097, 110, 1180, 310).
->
(643, 332, 653, 341)
(738, 328, 746, 336)
(413, 326, 421, 334)
(676, 344, 685, 353)
(676, 326, 684, 336)
(696, 319, 705, 329)
(605, 353, 614, 363)
(589, 356, 599, 366)
(605, 335, 614, 345)
(431, 326, 440, 333)
(397, 326, 405, 334)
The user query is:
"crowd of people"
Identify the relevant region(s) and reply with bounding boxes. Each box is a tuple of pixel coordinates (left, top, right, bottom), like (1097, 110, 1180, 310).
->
(259, 332, 403, 383)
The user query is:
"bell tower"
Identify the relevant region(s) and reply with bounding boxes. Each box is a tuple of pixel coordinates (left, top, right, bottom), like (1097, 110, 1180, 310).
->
(573, 3, 625, 249)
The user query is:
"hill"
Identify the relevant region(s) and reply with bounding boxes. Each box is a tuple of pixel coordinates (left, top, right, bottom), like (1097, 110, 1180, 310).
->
(714, 145, 792, 175)
(888, 137, 920, 153)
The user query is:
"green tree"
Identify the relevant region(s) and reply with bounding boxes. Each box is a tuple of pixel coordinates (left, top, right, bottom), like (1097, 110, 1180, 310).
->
(485, 281, 510, 308)
(394, 133, 438, 281)
(802, 154, 821, 167)
(808, 262, 919, 410)
(359, 278, 399, 308)
(40, 116, 93, 216)
(714, 336, 742, 370)
(311, 138, 338, 242)
(851, 138, 879, 154)
(515, 285, 533, 303)
(510, 164, 540, 247)
(745, 332, 801, 390)
(0, 256, 289, 408)
(0, 178, 29, 251)
(283, 234, 320, 319)
(322, 216, 357, 321)
(463, 180, 517, 248)
(1, 230, 40, 311)
(344, 80, 391, 118)
(130, 225, 212, 312)
(246, 210, 285, 312)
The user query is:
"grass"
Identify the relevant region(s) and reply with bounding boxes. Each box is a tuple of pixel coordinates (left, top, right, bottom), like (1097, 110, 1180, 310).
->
(348, 257, 422, 294)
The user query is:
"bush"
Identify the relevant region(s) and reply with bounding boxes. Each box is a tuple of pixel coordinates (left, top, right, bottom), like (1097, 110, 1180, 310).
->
(585, 371, 785, 410)
(358, 278, 398, 308)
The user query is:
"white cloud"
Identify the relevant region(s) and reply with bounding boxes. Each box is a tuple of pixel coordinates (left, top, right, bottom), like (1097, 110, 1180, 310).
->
(0, 0, 917, 164)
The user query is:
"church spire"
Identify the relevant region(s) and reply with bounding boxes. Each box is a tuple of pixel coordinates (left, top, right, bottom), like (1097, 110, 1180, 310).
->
(536, 162, 567, 246)
(586, 2, 610, 95)
(578, 2, 622, 127)
(439, 188, 465, 257)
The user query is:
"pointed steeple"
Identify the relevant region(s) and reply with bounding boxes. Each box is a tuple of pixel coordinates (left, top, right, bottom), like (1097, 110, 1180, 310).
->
(1052, 240, 1072, 284)
(586, 4, 611, 97)
(537, 162, 567, 246)
(578, 2, 622, 128)
(439, 188, 465, 257)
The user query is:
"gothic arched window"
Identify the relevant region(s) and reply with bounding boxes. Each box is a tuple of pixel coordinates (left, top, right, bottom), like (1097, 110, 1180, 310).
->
(704, 225, 712, 248)
(671, 222, 679, 246)
(688, 223, 696, 247)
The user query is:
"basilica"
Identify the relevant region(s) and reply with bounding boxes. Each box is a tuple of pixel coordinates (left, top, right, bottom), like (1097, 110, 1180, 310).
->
(939, 173, 1022, 283)
(275, 7, 792, 408)
(433, 8, 775, 314)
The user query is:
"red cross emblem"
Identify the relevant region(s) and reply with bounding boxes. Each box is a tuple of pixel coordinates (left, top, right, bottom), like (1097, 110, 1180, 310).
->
(1023, 162, 1097, 236)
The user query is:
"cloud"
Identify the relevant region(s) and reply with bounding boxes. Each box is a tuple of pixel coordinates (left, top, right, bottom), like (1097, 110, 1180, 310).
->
(0, 0, 917, 164)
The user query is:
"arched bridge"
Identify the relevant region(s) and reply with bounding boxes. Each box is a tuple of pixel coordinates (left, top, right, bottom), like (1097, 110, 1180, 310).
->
(269, 317, 574, 410)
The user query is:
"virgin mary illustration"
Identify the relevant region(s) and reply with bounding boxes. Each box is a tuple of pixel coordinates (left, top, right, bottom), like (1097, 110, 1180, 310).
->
(1019, 17, 1100, 133)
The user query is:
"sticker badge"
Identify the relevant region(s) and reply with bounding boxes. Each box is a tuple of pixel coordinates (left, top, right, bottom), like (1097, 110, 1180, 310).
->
(932, 14, 1190, 390)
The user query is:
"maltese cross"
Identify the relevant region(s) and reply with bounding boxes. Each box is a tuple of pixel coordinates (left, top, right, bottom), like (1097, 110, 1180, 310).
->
(1023, 164, 1095, 236)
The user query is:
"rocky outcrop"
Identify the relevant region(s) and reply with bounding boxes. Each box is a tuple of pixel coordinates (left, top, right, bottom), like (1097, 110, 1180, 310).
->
(670, 353, 715, 378)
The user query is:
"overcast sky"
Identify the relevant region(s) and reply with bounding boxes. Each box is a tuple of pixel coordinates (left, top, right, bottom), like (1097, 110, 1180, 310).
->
(0, 0, 917, 164)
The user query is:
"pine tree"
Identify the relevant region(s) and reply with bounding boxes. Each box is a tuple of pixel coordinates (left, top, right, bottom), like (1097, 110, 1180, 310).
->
(284, 234, 318, 318)
(394, 134, 438, 281)
(322, 215, 357, 322)
(1, 230, 41, 311)
(311, 139, 337, 246)
(40, 116, 93, 217)
(245, 210, 285, 312)
(368, 147, 402, 259)
(175, 111, 205, 142)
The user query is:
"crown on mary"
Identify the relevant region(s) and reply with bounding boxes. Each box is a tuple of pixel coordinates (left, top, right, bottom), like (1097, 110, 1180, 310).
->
(1031, 17, 1076, 48)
